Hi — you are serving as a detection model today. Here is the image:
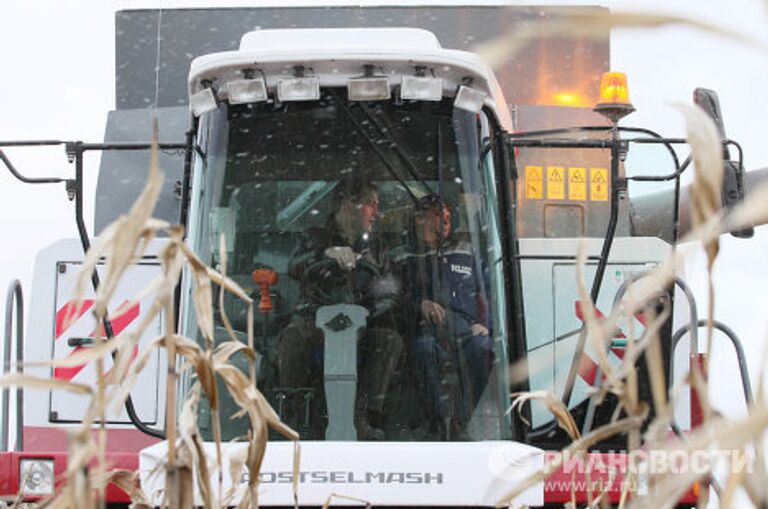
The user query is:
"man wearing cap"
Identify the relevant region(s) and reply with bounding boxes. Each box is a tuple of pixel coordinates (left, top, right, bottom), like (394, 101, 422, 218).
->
(393, 194, 494, 439)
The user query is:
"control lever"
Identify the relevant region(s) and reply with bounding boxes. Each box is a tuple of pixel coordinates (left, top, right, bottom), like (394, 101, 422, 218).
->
(252, 268, 278, 314)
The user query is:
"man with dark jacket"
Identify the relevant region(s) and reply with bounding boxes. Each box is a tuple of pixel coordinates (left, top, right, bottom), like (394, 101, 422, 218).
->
(393, 194, 494, 439)
(278, 180, 402, 440)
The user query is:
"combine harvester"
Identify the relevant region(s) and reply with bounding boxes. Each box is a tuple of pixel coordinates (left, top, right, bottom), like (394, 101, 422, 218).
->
(0, 5, 756, 507)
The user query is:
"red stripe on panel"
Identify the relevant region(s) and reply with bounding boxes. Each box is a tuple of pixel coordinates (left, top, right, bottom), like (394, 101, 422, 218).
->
(55, 300, 94, 339)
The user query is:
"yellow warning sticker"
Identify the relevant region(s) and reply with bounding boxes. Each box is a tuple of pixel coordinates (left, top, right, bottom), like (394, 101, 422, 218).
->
(546, 166, 565, 200)
(590, 168, 609, 201)
(568, 167, 587, 201)
(525, 165, 543, 199)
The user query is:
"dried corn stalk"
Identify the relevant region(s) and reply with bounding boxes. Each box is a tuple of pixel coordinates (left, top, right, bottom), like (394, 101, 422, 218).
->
(1, 114, 300, 509)
(509, 391, 581, 441)
(473, 10, 763, 69)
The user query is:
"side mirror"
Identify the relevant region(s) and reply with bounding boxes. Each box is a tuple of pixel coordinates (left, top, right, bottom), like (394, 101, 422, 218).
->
(693, 88, 753, 238)
(693, 88, 727, 141)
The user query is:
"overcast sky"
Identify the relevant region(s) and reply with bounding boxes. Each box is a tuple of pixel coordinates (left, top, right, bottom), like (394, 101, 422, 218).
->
(1, 0, 767, 428)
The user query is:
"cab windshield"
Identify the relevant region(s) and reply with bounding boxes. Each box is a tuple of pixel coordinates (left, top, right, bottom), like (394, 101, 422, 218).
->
(186, 91, 511, 442)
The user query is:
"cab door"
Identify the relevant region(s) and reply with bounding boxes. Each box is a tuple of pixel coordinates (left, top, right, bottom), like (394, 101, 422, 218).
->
(50, 262, 164, 424)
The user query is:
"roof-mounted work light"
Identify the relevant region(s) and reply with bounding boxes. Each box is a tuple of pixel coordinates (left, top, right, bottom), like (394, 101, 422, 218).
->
(594, 71, 635, 123)
(348, 65, 390, 101)
(401, 75, 443, 101)
(453, 85, 486, 113)
(227, 69, 268, 104)
(348, 76, 391, 101)
(190, 80, 218, 116)
(278, 66, 320, 102)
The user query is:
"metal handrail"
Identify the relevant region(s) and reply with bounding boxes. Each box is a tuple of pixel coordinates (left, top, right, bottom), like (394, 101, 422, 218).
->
(667, 319, 752, 503)
(670, 319, 753, 406)
(2, 279, 23, 452)
(578, 274, 696, 436)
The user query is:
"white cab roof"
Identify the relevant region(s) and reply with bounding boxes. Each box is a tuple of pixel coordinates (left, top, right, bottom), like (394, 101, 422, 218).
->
(188, 28, 512, 129)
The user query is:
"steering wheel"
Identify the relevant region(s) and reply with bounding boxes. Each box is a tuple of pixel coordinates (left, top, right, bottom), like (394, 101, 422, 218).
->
(302, 256, 381, 306)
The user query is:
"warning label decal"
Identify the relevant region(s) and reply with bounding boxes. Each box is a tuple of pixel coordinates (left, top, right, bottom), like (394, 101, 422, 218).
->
(568, 167, 587, 201)
(546, 166, 565, 200)
(590, 168, 608, 201)
(525, 165, 543, 199)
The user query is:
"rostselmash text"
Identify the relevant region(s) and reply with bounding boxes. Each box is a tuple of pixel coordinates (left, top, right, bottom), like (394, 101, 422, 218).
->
(243, 471, 444, 485)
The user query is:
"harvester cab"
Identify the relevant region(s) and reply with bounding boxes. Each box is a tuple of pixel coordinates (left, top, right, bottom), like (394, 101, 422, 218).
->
(182, 28, 516, 445)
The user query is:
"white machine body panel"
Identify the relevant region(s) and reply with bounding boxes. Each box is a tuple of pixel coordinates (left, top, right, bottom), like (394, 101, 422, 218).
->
(24, 238, 168, 429)
(141, 440, 544, 506)
(518, 237, 672, 427)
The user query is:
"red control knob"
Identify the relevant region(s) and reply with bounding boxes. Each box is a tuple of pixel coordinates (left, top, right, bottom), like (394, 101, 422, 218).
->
(252, 268, 278, 314)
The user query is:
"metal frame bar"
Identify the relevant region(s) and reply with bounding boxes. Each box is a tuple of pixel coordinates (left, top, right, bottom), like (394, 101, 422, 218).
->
(1, 138, 191, 439)
(671, 319, 753, 406)
(508, 125, 691, 442)
(2, 280, 23, 452)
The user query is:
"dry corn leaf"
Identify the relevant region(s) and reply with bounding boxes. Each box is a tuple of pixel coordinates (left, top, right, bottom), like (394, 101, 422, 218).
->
(214, 361, 298, 442)
(213, 341, 256, 366)
(509, 391, 580, 441)
(43, 104, 305, 508)
(212, 360, 300, 509)
(254, 389, 299, 441)
(65, 199, 170, 350)
(677, 103, 723, 270)
(110, 335, 164, 414)
(98, 236, 186, 386)
(184, 250, 215, 349)
(0, 373, 92, 395)
(178, 241, 251, 302)
(587, 461, 618, 508)
(612, 266, 678, 329)
(66, 221, 117, 321)
(99, 469, 151, 508)
(212, 364, 268, 509)
(606, 303, 670, 395)
(246, 302, 256, 384)
(61, 429, 97, 509)
(178, 386, 214, 509)
(629, 407, 768, 509)
(43, 485, 84, 509)
(321, 492, 371, 509)
(575, 244, 618, 392)
(224, 445, 249, 506)
(719, 461, 746, 509)
(293, 441, 301, 509)
(167, 448, 196, 509)
(496, 413, 647, 507)
(632, 309, 669, 418)
(679, 103, 722, 379)
(162, 313, 180, 479)
(87, 119, 165, 319)
(65, 427, 97, 478)
(217, 236, 240, 347)
(473, 10, 762, 69)
(44, 333, 129, 368)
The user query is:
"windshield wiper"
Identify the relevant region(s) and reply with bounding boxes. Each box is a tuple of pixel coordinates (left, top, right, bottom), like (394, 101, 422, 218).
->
(329, 92, 428, 204)
(356, 102, 434, 197)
